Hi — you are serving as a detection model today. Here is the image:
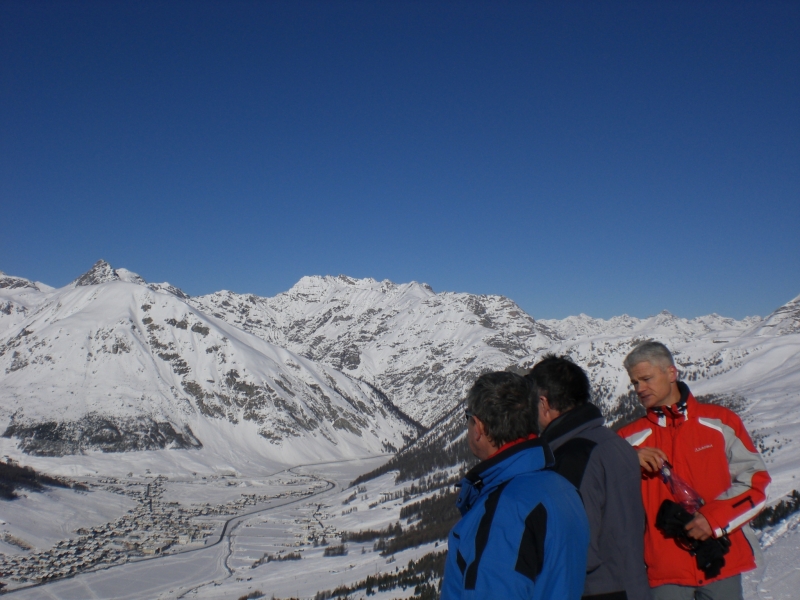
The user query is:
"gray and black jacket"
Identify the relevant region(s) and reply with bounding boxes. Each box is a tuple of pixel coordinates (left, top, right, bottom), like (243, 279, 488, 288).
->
(541, 403, 652, 600)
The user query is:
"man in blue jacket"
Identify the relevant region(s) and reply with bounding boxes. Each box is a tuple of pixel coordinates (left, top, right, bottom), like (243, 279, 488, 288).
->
(441, 371, 590, 600)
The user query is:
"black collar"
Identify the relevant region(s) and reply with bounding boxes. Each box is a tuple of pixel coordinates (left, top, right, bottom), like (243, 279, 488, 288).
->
(540, 402, 603, 443)
(651, 381, 690, 418)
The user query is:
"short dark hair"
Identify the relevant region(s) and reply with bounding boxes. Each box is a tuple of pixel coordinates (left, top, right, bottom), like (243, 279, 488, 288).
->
(525, 354, 591, 413)
(466, 372, 537, 446)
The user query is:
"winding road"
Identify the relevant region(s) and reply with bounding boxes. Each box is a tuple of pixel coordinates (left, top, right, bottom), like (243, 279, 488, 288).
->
(4, 457, 384, 600)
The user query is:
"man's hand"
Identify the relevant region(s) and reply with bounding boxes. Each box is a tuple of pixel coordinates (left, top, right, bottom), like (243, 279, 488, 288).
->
(685, 513, 713, 541)
(636, 447, 669, 473)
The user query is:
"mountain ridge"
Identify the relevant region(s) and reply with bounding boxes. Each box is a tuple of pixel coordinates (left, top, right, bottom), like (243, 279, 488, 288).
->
(2, 261, 798, 502)
(0, 264, 421, 461)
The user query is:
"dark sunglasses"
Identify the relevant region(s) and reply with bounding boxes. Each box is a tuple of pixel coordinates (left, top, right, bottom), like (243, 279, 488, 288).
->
(464, 409, 474, 422)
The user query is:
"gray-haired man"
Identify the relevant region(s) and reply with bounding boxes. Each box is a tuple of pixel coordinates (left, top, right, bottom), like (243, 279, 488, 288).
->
(441, 371, 590, 600)
(618, 341, 770, 600)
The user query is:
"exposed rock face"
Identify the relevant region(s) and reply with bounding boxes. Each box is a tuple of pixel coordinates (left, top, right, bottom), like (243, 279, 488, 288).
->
(72, 260, 120, 286)
(0, 272, 40, 291)
(190, 276, 557, 426)
(3, 415, 202, 456)
(0, 262, 421, 458)
(147, 282, 190, 299)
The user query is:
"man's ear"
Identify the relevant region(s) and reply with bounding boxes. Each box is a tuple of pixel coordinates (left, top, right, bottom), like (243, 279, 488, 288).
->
(472, 416, 492, 444)
(666, 365, 678, 383)
(539, 395, 551, 414)
(472, 416, 486, 439)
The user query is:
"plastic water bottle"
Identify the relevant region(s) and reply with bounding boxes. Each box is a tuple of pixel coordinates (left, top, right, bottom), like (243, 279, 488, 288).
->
(660, 463, 704, 514)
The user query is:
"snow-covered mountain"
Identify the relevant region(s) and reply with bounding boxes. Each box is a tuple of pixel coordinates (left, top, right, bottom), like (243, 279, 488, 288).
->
(537, 310, 760, 341)
(3, 261, 798, 499)
(189, 275, 557, 426)
(0, 262, 421, 462)
(189, 275, 797, 427)
(189, 272, 800, 500)
(2, 262, 799, 600)
(750, 293, 800, 336)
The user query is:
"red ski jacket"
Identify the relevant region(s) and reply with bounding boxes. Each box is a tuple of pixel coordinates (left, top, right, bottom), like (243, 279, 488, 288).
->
(618, 383, 770, 588)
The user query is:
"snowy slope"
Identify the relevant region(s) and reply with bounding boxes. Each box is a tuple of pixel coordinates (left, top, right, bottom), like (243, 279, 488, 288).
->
(190, 275, 557, 426)
(0, 262, 420, 463)
(1, 263, 799, 598)
(190, 273, 800, 499)
(0, 272, 54, 336)
(3, 262, 796, 489)
(521, 299, 800, 500)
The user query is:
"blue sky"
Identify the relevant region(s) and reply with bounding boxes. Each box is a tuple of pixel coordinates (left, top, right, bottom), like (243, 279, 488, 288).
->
(2, 1, 798, 319)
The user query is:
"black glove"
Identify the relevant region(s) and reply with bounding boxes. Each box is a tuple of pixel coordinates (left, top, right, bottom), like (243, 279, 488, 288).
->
(655, 500, 730, 579)
(656, 499, 694, 538)
(694, 536, 731, 580)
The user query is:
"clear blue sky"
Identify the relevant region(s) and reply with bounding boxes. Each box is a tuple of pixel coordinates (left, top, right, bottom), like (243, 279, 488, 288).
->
(2, 1, 798, 319)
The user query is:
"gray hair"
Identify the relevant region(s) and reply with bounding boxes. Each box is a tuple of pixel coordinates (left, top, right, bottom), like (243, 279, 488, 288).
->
(623, 341, 675, 372)
(466, 372, 537, 445)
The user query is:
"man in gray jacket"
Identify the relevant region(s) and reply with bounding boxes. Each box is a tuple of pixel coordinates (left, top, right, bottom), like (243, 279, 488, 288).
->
(527, 355, 651, 600)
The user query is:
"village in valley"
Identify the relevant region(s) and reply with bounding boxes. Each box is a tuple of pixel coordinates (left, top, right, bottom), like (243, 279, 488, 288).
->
(0, 454, 461, 599)
(0, 471, 330, 590)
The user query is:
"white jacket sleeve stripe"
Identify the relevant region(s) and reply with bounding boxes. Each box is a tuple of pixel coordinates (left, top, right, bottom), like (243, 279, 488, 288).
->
(624, 429, 652, 447)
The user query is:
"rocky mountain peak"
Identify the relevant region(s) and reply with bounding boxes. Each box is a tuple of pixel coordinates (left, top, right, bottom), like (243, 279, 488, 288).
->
(0, 271, 40, 291)
(69, 261, 189, 299)
(72, 260, 120, 287)
(755, 291, 800, 335)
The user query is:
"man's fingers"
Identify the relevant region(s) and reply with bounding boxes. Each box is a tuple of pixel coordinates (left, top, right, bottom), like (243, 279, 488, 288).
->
(685, 514, 713, 541)
(686, 527, 710, 541)
(649, 448, 669, 464)
(637, 453, 656, 472)
(636, 447, 668, 472)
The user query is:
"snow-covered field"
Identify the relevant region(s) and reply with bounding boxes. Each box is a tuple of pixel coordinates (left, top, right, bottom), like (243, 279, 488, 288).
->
(0, 486, 136, 555)
(743, 515, 800, 600)
(2, 263, 799, 598)
(2, 456, 447, 600)
(1, 452, 797, 599)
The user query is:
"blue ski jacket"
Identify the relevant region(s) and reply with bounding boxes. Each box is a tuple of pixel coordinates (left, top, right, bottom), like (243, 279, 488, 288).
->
(441, 438, 589, 600)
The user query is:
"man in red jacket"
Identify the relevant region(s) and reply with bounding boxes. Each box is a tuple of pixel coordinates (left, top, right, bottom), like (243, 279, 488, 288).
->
(618, 341, 770, 600)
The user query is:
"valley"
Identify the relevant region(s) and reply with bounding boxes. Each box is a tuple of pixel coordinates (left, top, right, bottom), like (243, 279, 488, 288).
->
(1, 261, 799, 598)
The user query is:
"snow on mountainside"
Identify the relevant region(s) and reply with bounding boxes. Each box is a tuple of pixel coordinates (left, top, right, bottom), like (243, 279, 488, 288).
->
(0, 262, 420, 462)
(0, 272, 54, 335)
(192, 274, 800, 500)
(3, 262, 798, 499)
(750, 293, 800, 336)
(538, 310, 761, 341)
(190, 275, 557, 426)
